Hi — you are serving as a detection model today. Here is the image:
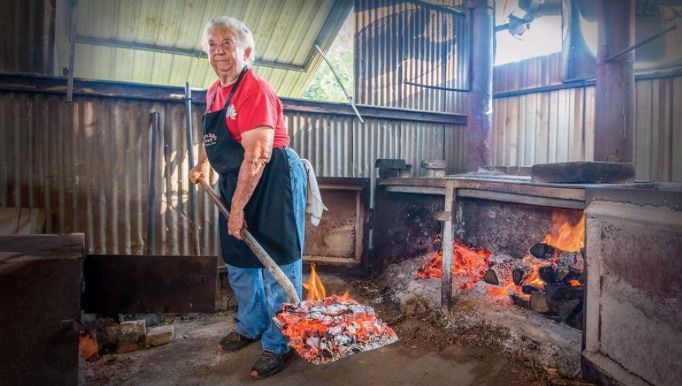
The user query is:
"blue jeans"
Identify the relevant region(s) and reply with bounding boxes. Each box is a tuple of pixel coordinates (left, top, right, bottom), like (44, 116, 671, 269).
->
(227, 259, 302, 354)
(227, 148, 306, 354)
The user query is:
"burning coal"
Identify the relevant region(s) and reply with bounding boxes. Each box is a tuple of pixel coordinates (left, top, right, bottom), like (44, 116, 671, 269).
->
(416, 238, 493, 290)
(275, 265, 398, 365)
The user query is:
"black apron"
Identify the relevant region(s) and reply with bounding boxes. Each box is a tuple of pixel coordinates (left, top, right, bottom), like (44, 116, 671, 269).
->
(202, 67, 301, 268)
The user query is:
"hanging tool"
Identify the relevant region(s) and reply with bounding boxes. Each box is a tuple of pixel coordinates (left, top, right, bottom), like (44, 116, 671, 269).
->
(184, 82, 201, 256)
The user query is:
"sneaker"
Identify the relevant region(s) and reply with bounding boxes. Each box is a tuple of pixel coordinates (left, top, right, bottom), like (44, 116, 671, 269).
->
(217, 331, 256, 352)
(249, 350, 292, 379)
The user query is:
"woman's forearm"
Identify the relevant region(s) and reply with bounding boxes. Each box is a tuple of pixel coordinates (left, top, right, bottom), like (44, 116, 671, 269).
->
(228, 127, 274, 238)
(231, 154, 268, 214)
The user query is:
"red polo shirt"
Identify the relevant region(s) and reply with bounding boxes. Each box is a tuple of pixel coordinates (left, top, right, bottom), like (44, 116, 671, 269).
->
(205, 70, 290, 148)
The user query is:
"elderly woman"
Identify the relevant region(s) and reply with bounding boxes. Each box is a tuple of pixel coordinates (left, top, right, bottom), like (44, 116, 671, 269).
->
(189, 16, 306, 379)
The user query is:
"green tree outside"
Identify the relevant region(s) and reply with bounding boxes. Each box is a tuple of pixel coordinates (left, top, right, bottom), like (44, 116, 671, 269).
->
(303, 12, 354, 102)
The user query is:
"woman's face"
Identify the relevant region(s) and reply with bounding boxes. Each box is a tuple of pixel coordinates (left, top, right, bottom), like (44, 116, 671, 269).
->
(207, 26, 251, 85)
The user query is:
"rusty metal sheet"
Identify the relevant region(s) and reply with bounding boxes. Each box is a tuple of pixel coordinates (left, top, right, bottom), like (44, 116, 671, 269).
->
(83, 255, 217, 314)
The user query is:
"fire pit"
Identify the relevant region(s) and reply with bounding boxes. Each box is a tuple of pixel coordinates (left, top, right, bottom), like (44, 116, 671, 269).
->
(373, 174, 601, 377)
(414, 211, 585, 329)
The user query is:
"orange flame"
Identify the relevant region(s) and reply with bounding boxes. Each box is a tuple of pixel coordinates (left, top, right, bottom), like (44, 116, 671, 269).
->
(303, 264, 326, 301)
(339, 290, 351, 302)
(79, 331, 98, 360)
(543, 212, 585, 253)
(568, 279, 581, 287)
(521, 268, 545, 287)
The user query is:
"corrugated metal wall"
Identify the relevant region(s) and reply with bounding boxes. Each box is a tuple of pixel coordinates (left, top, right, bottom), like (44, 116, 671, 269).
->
(1, 0, 55, 75)
(287, 114, 465, 180)
(355, 0, 468, 113)
(492, 54, 682, 183)
(0, 85, 465, 255)
(0, 91, 219, 256)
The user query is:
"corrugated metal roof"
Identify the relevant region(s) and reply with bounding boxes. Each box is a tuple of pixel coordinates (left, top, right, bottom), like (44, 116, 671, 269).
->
(62, 0, 352, 96)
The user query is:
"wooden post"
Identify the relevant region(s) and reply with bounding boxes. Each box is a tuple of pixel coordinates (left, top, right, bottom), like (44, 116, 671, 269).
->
(466, 0, 494, 171)
(441, 181, 455, 311)
(594, 0, 635, 162)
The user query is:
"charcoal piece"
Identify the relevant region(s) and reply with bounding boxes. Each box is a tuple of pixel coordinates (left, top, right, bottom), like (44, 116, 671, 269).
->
(548, 296, 583, 329)
(555, 266, 580, 283)
(545, 283, 584, 301)
(556, 251, 585, 272)
(512, 266, 531, 285)
(530, 292, 549, 313)
(538, 266, 557, 283)
(483, 269, 499, 285)
(564, 299, 584, 330)
(530, 243, 556, 260)
(510, 294, 531, 310)
(522, 285, 543, 294)
(557, 298, 582, 321)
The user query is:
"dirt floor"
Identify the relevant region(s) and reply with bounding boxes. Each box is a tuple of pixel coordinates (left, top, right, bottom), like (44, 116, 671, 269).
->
(82, 273, 577, 386)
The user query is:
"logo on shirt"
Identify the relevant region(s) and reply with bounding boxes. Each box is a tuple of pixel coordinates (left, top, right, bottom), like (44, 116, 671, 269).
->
(226, 104, 237, 119)
(204, 133, 217, 147)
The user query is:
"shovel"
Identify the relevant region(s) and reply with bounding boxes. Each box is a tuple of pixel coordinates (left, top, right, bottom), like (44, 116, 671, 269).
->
(199, 177, 397, 365)
(197, 177, 301, 304)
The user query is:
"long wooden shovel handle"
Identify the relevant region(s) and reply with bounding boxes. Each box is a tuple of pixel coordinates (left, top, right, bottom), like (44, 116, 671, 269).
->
(197, 177, 301, 304)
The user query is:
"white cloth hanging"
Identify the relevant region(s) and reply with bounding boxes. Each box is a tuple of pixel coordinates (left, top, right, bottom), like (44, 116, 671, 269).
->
(300, 159, 328, 226)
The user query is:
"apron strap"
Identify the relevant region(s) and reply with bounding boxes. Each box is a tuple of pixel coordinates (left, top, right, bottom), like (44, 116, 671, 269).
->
(206, 89, 219, 112)
(223, 65, 249, 111)
(205, 65, 250, 112)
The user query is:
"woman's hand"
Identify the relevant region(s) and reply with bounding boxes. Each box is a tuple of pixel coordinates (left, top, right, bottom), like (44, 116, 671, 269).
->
(189, 162, 210, 184)
(228, 210, 245, 239)
(190, 144, 210, 184)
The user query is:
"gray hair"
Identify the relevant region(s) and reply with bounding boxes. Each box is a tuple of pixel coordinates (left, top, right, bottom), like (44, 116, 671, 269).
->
(202, 16, 256, 65)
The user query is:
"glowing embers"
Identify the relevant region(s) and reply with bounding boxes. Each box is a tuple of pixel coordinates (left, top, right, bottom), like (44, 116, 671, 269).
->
(415, 211, 586, 328)
(275, 265, 397, 365)
(415, 238, 493, 290)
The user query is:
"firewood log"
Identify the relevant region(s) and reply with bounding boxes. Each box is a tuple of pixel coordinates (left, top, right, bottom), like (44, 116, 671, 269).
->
(530, 292, 549, 313)
(483, 261, 515, 286)
(530, 243, 584, 271)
